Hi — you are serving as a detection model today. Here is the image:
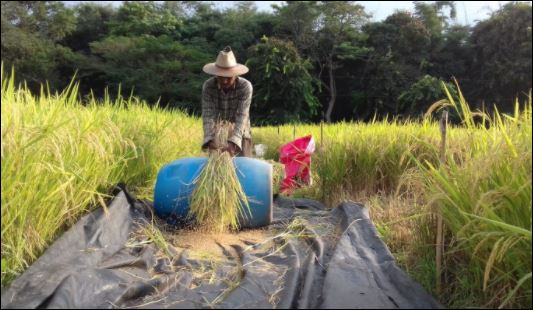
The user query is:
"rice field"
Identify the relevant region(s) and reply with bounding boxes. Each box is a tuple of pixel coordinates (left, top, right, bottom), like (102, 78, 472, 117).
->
(1, 68, 531, 308)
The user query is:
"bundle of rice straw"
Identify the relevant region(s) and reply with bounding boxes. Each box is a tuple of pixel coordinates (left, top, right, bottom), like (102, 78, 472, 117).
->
(188, 121, 251, 232)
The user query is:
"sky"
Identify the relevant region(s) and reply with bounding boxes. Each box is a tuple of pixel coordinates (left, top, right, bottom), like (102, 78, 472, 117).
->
(64, 1, 531, 25)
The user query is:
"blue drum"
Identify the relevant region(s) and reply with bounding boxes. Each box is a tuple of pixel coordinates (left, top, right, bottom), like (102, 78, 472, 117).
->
(153, 157, 273, 228)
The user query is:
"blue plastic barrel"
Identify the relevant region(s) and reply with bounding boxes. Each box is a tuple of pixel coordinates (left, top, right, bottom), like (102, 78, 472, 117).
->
(153, 157, 273, 228)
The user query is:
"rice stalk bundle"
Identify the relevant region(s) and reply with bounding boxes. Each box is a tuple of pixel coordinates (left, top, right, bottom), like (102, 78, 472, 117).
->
(189, 121, 251, 232)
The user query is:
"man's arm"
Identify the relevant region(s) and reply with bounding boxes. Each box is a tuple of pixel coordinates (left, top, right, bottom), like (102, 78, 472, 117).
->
(201, 82, 216, 151)
(228, 81, 252, 151)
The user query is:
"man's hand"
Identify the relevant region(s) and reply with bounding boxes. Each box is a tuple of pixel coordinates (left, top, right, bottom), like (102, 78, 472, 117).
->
(207, 141, 217, 151)
(222, 142, 239, 156)
(206, 141, 239, 156)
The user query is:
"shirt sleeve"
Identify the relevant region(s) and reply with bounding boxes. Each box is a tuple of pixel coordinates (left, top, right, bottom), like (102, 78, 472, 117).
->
(201, 82, 216, 150)
(228, 81, 252, 151)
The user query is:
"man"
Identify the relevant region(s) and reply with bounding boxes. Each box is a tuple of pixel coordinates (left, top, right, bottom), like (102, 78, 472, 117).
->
(201, 46, 253, 157)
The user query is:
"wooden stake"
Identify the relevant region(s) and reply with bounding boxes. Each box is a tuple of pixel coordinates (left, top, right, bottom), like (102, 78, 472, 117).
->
(436, 110, 448, 295)
(481, 101, 486, 128)
(320, 120, 325, 202)
(320, 120, 323, 150)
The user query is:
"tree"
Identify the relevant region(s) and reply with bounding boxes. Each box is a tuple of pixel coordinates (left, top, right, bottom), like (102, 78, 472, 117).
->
(246, 36, 320, 125)
(413, 1, 470, 81)
(273, 1, 321, 55)
(317, 1, 369, 122)
(274, 1, 369, 122)
(2, 0, 530, 123)
(467, 2, 532, 111)
(429, 24, 471, 80)
(414, 1, 456, 38)
(213, 2, 274, 56)
(62, 3, 115, 53)
(398, 75, 457, 117)
(179, 2, 222, 53)
(107, 1, 182, 38)
(90, 35, 211, 112)
(1, 1, 77, 91)
(1, 1, 76, 42)
(362, 11, 431, 115)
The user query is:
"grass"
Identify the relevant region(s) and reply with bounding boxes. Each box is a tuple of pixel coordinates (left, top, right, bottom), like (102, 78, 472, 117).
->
(1, 68, 531, 308)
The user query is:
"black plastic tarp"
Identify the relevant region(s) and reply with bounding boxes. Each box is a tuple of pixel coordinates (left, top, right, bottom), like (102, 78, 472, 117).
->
(1, 185, 443, 309)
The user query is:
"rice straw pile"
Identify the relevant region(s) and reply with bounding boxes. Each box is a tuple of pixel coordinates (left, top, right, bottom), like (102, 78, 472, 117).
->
(188, 121, 251, 232)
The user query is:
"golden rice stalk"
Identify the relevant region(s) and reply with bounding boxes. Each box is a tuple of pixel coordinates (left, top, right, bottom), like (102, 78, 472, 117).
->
(264, 160, 285, 195)
(188, 121, 251, 232)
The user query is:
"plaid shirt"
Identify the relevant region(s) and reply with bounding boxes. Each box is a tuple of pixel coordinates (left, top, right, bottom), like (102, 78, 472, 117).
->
(201, 77, 252, 151)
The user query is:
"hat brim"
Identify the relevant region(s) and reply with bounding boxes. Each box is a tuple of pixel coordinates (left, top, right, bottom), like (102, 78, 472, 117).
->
(203, 63, 249, 77)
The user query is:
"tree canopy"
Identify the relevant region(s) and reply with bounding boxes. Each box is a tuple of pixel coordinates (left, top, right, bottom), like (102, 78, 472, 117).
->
(1, 1, 531, 123)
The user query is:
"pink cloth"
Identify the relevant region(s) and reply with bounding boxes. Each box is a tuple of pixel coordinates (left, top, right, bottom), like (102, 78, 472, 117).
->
(279, 135, 315, 193)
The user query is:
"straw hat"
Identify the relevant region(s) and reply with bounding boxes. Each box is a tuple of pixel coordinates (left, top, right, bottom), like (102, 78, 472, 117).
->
(203, 46, 249, 77)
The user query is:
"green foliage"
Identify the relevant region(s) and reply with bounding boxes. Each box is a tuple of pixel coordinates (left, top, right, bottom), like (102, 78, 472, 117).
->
(0, 1, 531, 122)
(318, 2, 369, 122)
(62, 3, 116, 53)
(272, 1, 321, 54)
(179, 2, 222, 45)
(414, 1, 456, 38)
(90, 35, 210, 112)
(212, 2, 270, 53)
(398, 75, 457, 116)
(318, 1, 369, 48)
(1, 1, 76, 42)
(468, 2, 532, 111)
(108, 1, 182, 38)
(363, 11, 432, 115)
(1, 1, 77, 90)
(428, 24, 471, 79)
(246, 36, 320, 125)
(273, 1, 371, 122)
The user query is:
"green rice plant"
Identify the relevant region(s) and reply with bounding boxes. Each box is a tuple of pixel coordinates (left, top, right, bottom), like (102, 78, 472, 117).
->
(252, 87, 531, 308)
(188, 122, 251, 232)
(1, 67, 203, 286)
(253, 118, 445, 205)
(2, 64, 531, 308)
(413, 84, 532, 308)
